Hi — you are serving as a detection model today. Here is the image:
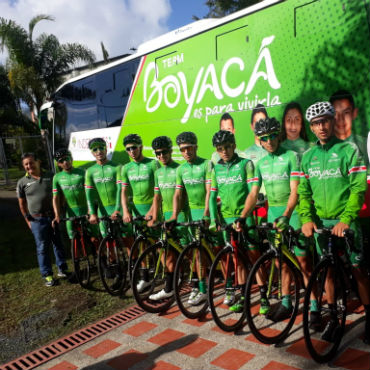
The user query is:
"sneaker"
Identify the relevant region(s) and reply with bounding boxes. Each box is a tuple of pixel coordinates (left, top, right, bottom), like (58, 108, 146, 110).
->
(259, 298, 270, 315)
(187, 288, 199, 304)
(57, 270, 70, 278)
(321, 319, 340, 342)
(309, 310, 321, 329)
(188, 291, 207, 306)
(269, 304, 293, 322)
(136, 279, 151, 293)
(229, 296, 245, 313)
(223, 289, 236, 306)
(149, 289, 174, 301)
(44, 275, 55, 287)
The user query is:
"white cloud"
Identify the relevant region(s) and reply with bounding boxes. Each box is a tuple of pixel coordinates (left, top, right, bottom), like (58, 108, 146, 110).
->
(0, 0, 171, 64)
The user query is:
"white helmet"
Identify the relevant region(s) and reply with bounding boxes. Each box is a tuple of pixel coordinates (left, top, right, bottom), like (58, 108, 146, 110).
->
(305, 101, 335, 122)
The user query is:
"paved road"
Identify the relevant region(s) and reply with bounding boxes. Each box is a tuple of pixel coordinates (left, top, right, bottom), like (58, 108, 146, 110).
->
(25, 301, 369, 370)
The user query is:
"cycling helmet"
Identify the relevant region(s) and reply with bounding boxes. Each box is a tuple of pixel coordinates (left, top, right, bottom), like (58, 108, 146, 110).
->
(123, 134, 142, 146)
(152, 136, 172, 150)
(176, 131, 197, 146)
(305, 101, 335, 122)
(212, 130, 235, 147)
(88, 137, 106, 149)
(254, 117, 280, 137)
(54, 148, 71, 160)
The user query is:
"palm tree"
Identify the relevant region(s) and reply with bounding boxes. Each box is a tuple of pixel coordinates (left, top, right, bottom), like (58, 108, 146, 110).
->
(0, 14, 95, 122)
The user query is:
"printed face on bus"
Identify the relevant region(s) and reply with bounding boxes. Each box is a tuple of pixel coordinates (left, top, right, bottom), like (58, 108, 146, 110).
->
(57, 156, 73, 171)
(259, 132, 279, 153)
(125, 144, 142, 161)
(284, 108, 302, 141)
(310, 115, 334, 143)
(155, 148, 172, 166)
(179, 144, 197, 162)
(220, 118, 235, 134)
(216, 142, 236, 162)
(22, 156, 40, 176)
(332, 98, 358, 140)
(91, 145, 107, 162)
(251, 112, 267, 133)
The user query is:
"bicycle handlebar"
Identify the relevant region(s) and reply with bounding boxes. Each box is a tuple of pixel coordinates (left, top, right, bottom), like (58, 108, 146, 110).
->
(60, 215, 88, 222)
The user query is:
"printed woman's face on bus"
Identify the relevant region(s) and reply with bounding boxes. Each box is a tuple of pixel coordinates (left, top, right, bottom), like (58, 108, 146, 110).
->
(284, 108, 302, 141)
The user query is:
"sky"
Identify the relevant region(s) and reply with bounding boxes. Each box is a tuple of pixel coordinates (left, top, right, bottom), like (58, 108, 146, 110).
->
(0, 0, 210, 64)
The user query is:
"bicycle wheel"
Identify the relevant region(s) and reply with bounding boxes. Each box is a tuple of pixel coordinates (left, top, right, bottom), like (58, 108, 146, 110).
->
(245, 251, 300, 344)
(173, 242, 212, 319)
(128, 236, 149, 281)
(131, 243, 176, 313)
(71, 235, 95, 288)
(98, 236, 128, 296)
(303, 258, 347, 363)
(208, 246, 249, 332)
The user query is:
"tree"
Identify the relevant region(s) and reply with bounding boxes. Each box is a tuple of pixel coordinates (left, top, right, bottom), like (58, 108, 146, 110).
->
(194, 0, 262, 19)
(0, 15, 95, 122)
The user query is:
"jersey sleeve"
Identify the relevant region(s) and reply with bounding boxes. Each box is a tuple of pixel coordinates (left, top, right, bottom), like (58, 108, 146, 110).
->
(152, 159, 161, 171)
(154, 171, 160, 193)
(340, 145, 367, 224)
(85, 168, 97, 214)
(289, 151, 301, 181)
(245, 159, 258, 192)
(16, 178, 25, 199)
(298, 156, 315, 224)
(115, 165, 122, 212)
(205, 160, 213, 185)
(120, 164, 129, 188)
(175, 165, 184, 191)
(52, 174, 60, 197)
(209, 168, 218, 221)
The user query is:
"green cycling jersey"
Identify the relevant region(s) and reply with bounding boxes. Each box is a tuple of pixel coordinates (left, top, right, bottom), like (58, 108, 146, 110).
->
(121, 157, 160, 206)
(85, 161, 121, 216)
(53, 168, 87, 216)
(210, 154, 257, 220)
(255, 146, 300, 207)
(175, 157, 213, 213)
(280, 138, 312, 159)
(298, 136, 367, 225)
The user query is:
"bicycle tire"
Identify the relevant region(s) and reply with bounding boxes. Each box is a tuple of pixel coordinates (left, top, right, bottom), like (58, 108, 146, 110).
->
(128, 236, 149, 281)
(173, 242, 212, 319)
(208, 246, 249, 332)
(302, 257, 347, 363)
(71, 235, 92, 289)
(245, 251, 300, 344)
(131, 243, 176, 313)
(98, 236, 128, 296)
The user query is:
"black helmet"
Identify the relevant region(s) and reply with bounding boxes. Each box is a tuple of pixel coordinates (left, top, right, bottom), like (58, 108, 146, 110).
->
(212, 130, 235, 147)
(123, 134, 142, 147)
(54, 148, 71, 160)
(152, 136, 172, 150)
(254, 117, 280, 137)
(88, 137, 106, 149)
(176, 131, 197, 146)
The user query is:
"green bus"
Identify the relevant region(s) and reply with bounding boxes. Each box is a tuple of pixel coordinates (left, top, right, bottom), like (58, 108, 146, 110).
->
(40, 0, 370, 167)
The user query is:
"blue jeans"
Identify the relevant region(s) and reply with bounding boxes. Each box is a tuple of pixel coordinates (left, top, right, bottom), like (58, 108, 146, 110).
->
(30, 217, 67, 277)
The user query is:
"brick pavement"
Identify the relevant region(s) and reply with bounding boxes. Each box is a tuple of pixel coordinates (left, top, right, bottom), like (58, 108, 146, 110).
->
(31, 300, 369, 370)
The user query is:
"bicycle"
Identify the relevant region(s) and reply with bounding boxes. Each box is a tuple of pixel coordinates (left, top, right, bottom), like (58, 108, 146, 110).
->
(208, 222, 264, 332)
(131, 221, 186, 313)
(302, 227, 357, 363)
(244, 223, 304, 343)
(173, 220, 216, 319)
(62, 215, 98, 289)
(97, 216, 129, 296)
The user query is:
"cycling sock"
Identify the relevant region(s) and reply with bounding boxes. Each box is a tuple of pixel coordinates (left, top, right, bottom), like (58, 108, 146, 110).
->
(164, 272, 174, 293)
(239, 284, 246, 296)
(226, 277, 233, 288)
(259, 285, 267, 300)
(282, 295, 292, 309)
(328, 303, 337, 320)
(310, 299, 319, 312)
(199, 279, 207, 294)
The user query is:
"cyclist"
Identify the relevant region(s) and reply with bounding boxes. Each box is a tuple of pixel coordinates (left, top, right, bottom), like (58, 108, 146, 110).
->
(120, 134, 160, 292)
(209, 130, 267, 313)
(299, 101, 370, 343)
(253, 118, 317, 323)
(170, 131, 213, 305)
(85, 138, 122, 236)
(148, 136, 191, 301)
(52, 148, 99, 241)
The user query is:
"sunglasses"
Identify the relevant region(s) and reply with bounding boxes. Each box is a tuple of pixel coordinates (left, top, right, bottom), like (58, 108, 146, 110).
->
(57, 156, 71, 163)
(310, 117, 331, 126)
(91, 146, 106, 152)
(155, 149, 170, 156)
(260, 133, 279, 142)
(179, 145, 195, 152)
(126, 146, 139, 152)
(216, 144, 233, 152)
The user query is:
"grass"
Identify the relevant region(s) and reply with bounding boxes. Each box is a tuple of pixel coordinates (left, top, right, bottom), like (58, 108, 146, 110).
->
(0, 214, 134, 364)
